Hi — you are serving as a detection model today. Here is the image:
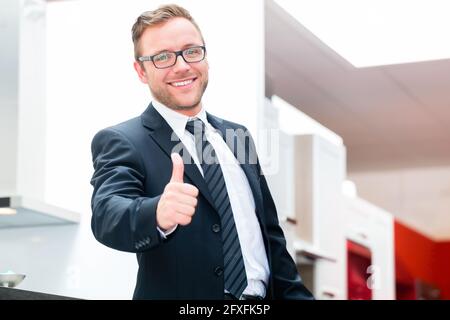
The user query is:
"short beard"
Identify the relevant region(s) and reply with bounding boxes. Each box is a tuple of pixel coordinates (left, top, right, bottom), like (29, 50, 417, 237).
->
(151, 79, 208, 111)
(173, 103, 200, 110)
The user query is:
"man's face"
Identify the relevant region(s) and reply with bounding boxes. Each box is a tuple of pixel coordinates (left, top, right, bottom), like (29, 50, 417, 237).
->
(134, 17, 209, 113)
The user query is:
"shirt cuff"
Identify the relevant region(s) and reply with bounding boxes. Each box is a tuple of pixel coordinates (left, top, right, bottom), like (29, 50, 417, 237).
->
(157, 225, 178, 239)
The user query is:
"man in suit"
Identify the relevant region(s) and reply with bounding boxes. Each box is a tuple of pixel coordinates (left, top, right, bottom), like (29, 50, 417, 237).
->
(90, 4, 313, 300)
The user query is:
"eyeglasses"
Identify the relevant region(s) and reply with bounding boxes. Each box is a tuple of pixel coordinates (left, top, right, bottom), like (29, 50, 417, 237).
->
(138, 46, 206, 69)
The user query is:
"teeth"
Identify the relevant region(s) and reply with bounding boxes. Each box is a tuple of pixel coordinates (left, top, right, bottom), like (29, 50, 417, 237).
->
(172, 79, 194, 87)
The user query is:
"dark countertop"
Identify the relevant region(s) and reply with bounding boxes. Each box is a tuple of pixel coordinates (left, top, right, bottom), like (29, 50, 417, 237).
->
(0, 287, 80, 300)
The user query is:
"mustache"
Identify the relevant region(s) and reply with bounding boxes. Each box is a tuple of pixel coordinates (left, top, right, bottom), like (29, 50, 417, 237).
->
(167, 74, 198, 82)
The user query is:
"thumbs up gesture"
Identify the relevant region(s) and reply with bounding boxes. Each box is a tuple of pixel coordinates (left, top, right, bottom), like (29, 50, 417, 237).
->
(156, 153, 199, 231)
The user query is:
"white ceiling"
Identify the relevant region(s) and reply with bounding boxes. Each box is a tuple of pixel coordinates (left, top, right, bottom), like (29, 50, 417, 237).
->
(265, 0, 450, 240)
(273, 0, 450, 68)
(266, 0, 450, 172)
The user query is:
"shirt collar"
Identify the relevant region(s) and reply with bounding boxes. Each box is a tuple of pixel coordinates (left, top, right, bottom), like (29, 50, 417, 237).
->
(152, 99, 209, 138)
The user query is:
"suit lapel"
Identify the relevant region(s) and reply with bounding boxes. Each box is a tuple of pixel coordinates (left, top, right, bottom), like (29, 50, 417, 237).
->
(141, 104, 216, 210)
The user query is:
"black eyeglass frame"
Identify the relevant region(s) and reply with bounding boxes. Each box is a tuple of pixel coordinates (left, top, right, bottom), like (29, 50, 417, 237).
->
(138, 45, 207, 69)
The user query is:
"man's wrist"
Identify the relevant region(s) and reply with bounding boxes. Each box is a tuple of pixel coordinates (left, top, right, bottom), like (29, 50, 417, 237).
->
(157, 224, 178, 239)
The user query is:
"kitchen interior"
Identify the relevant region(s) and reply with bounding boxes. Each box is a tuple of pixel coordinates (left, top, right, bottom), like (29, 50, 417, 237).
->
(1, 0, 450, 300)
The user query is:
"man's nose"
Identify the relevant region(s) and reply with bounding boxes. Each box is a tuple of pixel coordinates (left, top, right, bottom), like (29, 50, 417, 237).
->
(172, 55, 191, 73)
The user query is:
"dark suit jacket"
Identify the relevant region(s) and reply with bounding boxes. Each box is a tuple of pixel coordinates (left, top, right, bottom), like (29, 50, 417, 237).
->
(90, 103, 314, 300)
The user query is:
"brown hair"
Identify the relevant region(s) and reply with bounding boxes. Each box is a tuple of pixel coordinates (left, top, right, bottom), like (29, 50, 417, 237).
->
(131, 4, 205, 62)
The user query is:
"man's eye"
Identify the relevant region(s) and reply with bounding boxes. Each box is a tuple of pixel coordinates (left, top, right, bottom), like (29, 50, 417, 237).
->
(154, 53, 170, 61)
(186, 48, 200, 55)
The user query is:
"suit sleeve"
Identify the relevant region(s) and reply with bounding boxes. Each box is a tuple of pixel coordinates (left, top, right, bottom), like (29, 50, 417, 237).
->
(90, 128, 162, 253)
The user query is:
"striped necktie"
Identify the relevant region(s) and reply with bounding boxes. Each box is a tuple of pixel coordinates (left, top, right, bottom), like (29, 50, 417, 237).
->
(185, 118, 247, 299)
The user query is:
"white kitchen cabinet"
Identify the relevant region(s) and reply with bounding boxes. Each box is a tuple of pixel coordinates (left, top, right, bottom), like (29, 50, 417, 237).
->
(344, 196, 395, 299)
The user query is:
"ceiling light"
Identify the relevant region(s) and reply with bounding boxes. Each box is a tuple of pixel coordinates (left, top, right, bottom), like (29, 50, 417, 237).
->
(0, 208, 17, 215)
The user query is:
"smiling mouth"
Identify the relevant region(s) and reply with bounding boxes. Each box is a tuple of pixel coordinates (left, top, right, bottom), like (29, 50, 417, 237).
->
(168, 78, 197, 88)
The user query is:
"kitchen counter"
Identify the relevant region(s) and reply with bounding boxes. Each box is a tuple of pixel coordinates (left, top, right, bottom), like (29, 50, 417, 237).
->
(0, 287, 80, 300)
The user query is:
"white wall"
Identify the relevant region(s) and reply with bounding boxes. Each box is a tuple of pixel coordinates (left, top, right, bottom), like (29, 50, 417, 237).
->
(0, 0, 264, 299)
(0, 0, 48, 201)
(350, 166, 450, 241)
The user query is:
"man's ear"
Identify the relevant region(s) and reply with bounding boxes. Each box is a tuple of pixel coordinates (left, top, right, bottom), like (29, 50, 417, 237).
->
(134, 61, 148, 84)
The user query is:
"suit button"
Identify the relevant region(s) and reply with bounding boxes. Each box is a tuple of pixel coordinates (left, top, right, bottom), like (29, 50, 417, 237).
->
(212, 224, 221, 233)
(214, 266, 223, 277)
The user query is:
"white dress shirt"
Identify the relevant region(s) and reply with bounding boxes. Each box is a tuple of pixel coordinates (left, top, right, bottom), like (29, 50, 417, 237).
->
(153, 100, 270, 298)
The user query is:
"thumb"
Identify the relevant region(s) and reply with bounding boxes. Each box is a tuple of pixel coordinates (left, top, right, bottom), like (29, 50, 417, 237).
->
(170, 153, 184, 183)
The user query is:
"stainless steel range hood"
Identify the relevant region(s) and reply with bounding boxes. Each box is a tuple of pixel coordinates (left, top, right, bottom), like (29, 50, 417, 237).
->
(0, 196, 80, 228)
(0, 0, 80, 228)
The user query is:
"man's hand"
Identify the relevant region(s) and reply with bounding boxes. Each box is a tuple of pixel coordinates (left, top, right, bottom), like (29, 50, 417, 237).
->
(156, 153, 199, 231)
